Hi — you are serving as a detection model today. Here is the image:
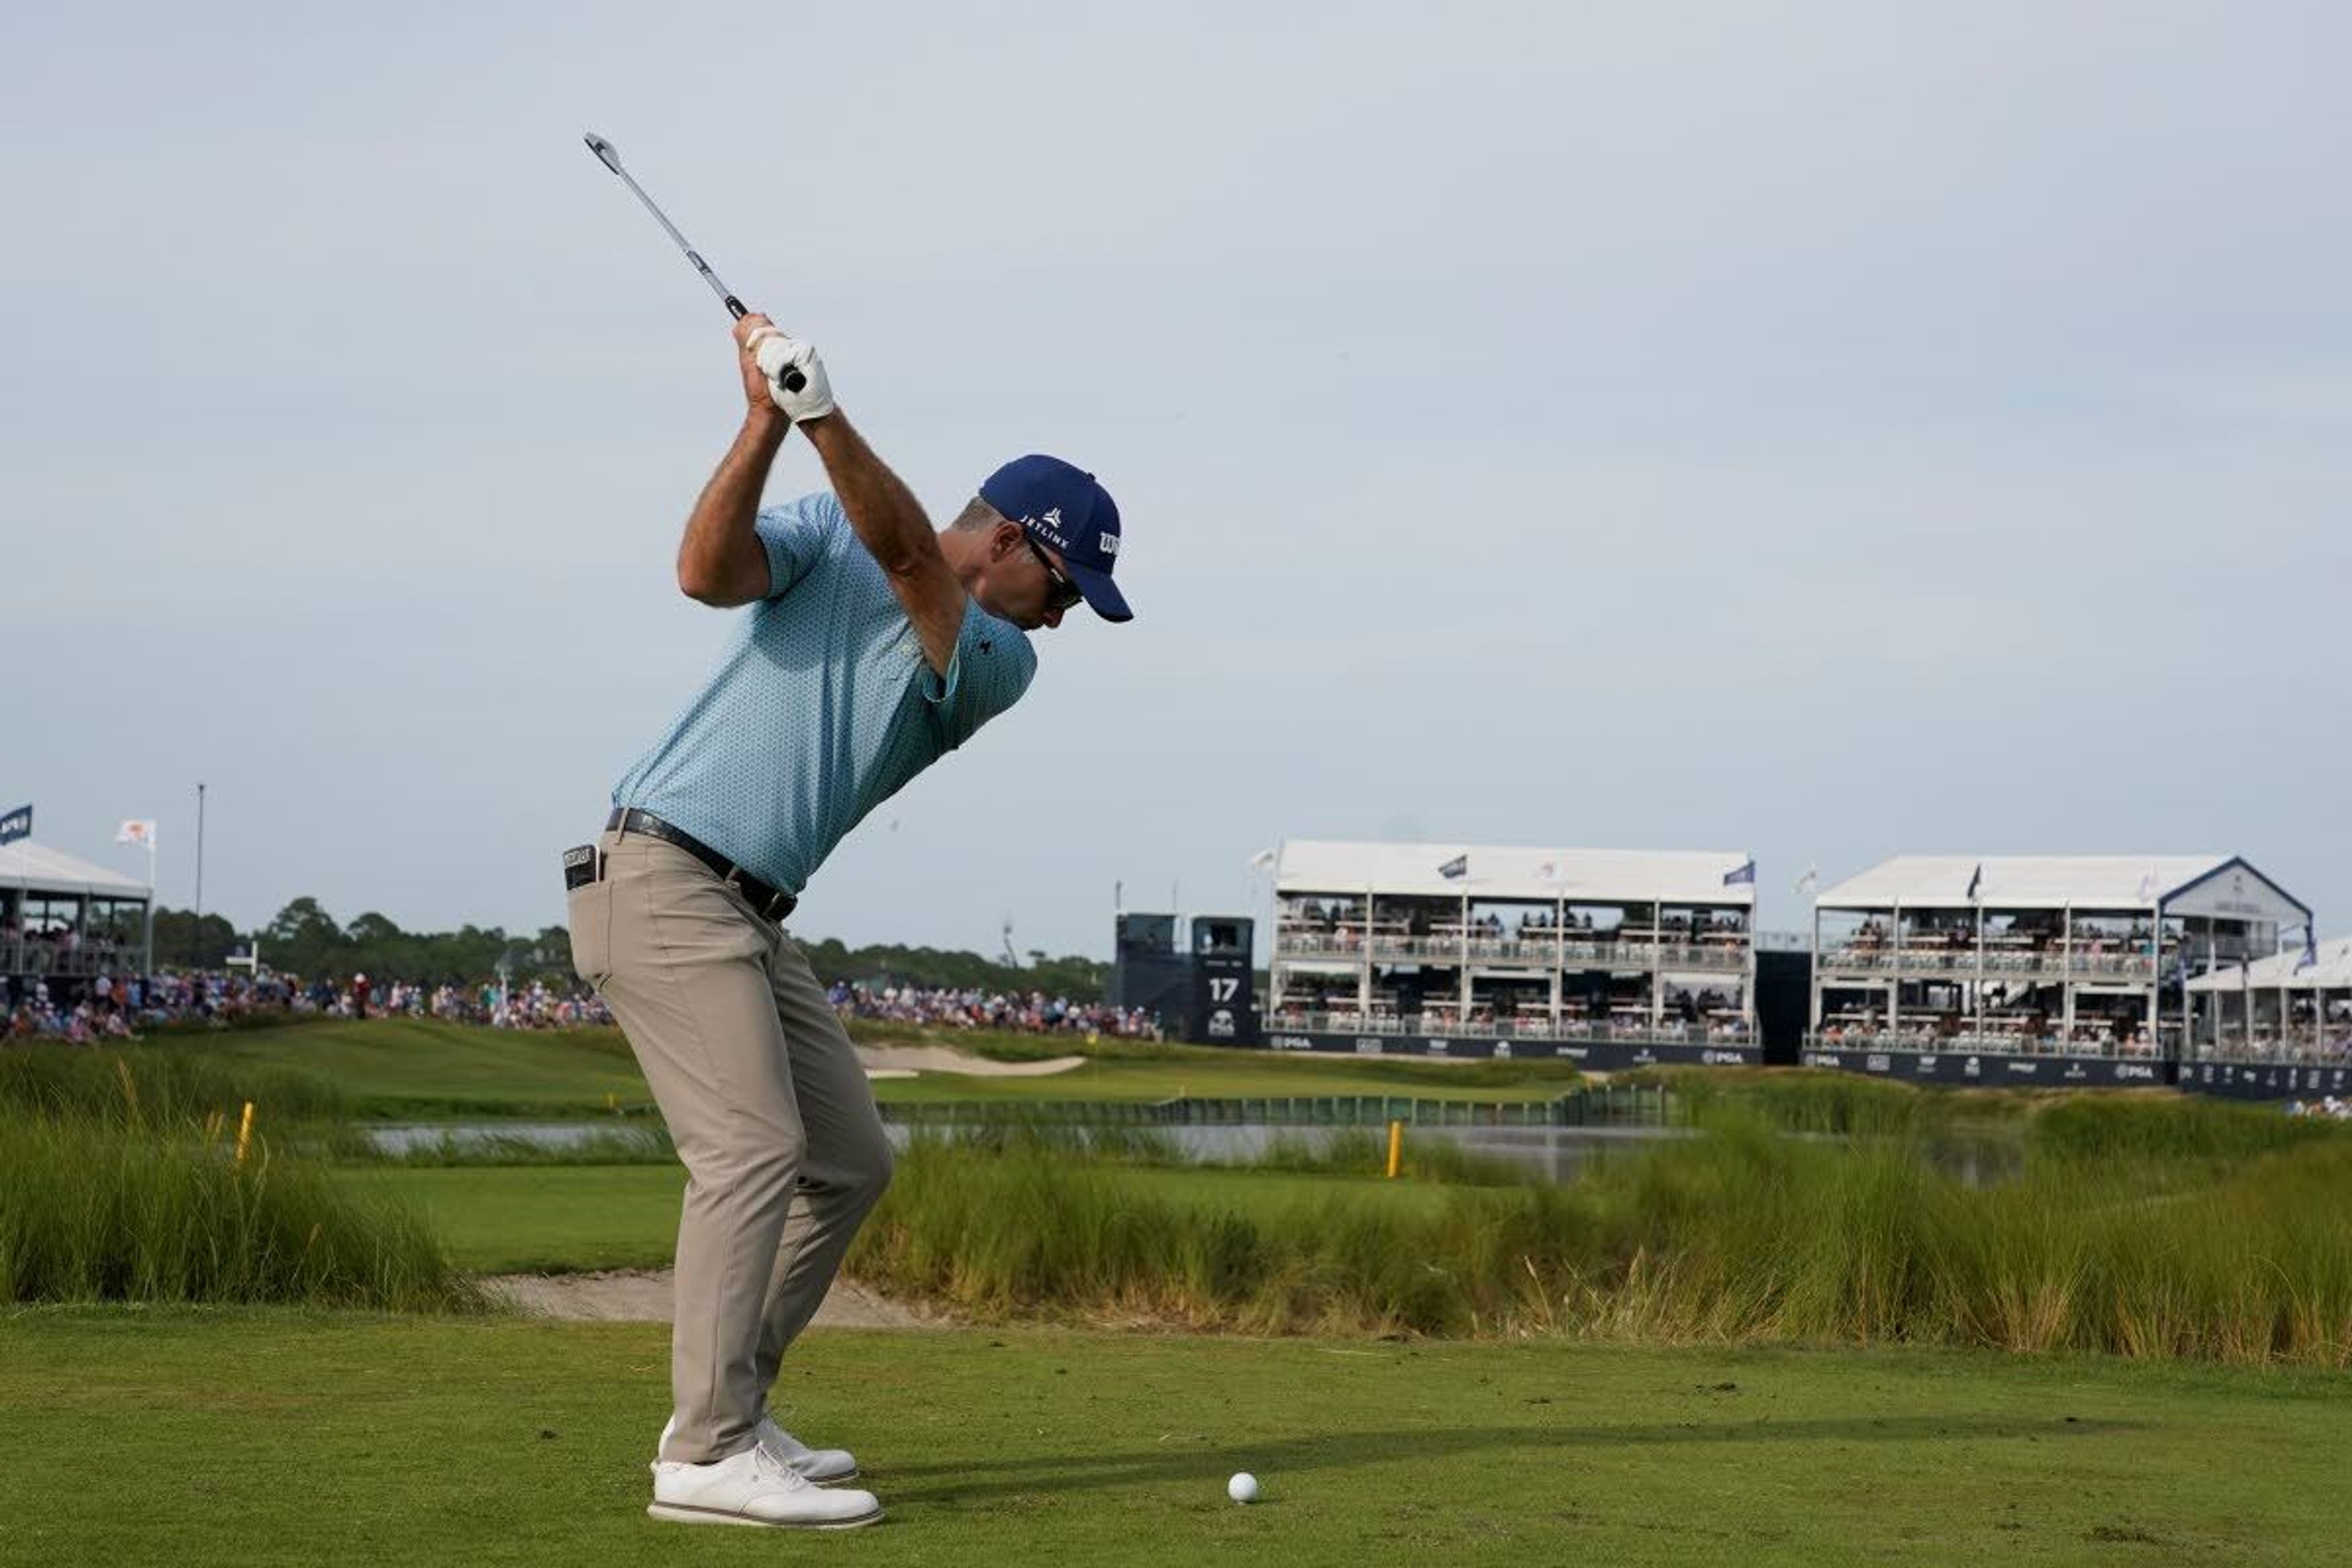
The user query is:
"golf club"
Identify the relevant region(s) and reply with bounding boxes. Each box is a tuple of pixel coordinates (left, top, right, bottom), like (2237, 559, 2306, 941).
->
(582, 131, 806, 392)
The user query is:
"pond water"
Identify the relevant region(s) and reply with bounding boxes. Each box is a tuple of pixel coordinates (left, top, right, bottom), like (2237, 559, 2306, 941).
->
(360, 1120, 1676, 1175)
(365, 1121, 671, 1156)
(363, 1120, 2011, 1186)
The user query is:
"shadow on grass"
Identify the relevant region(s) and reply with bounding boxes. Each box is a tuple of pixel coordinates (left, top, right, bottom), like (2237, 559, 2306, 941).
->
(875, 1414, 2135, 1504)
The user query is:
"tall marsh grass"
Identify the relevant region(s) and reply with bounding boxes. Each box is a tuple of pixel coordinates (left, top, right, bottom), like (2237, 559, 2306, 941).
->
(2026, 1093, 2345, 1164)
(0, 1044, 470, 1309)
(0, 1114, 480, 1309)
(1246, 1127, 1531, 1186)
(849, 1116, 2352, 1363)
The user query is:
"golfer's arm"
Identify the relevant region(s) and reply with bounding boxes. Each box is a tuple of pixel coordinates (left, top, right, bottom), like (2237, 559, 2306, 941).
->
(799, 412, 965, 677)
(676, 411, 788, 607)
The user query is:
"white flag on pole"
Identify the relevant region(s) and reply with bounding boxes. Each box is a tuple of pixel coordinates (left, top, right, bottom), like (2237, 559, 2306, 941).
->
(116, 820, 157, 848)
(1245, 848, 1276, 874)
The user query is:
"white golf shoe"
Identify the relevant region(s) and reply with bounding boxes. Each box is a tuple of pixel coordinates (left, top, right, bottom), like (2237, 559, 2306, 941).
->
(647, 1443, 882, 1530)
(658, 1414, 860, 1484)
(757, 1412, 859, 1483)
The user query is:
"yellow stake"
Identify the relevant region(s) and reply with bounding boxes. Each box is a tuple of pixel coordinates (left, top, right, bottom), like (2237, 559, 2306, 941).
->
(234, 1101, 255, 1166)
(1386, 1119, 1404, 1180)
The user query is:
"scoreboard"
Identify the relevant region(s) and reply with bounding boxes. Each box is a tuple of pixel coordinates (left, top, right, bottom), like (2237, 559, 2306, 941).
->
(1112, 912, 1259, 1046)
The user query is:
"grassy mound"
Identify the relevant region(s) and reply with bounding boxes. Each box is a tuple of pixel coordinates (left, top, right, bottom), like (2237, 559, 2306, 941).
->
(0, 1042, 344, 1125)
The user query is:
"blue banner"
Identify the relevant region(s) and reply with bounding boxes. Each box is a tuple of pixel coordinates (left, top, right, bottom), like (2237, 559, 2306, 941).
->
(0, 804, 28, 846)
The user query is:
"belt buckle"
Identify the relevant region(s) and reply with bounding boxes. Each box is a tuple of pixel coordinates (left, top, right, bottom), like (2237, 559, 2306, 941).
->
(721, 867, 773, 921)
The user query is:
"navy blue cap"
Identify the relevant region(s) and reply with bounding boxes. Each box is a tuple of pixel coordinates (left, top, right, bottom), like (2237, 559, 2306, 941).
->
(979, 454, 1132, 623)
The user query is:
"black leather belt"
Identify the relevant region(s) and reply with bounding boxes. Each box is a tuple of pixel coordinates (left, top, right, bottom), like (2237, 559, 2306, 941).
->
(605, 808, 798, 922)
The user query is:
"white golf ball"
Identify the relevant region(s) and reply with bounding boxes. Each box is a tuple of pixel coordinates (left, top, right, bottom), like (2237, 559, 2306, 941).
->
(1227, 1472, 1261, 1504)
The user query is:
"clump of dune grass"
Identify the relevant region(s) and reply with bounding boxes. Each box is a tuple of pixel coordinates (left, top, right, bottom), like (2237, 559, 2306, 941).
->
(848, 1115, 2352, 1363)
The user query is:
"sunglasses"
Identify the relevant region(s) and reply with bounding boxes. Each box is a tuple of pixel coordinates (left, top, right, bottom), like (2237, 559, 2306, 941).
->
(1025, 534, 1084, 613)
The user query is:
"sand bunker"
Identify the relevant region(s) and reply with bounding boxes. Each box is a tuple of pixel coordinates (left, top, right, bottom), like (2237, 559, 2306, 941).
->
(855, 1043, 1086, 1078)
(482, 1270, 944, 1327)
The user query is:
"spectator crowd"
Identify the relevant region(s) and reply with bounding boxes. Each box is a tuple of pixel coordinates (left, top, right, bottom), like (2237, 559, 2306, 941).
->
(6, 970, 1155, 1044)
(826, 980, 1159, 1039)
(2, 968, 616, 1042)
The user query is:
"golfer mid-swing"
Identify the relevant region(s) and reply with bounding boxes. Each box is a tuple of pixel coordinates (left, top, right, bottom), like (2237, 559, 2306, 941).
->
(565, 314, 1132, 1529)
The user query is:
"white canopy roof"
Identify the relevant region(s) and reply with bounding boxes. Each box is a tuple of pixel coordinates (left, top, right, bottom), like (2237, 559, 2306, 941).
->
(1276, 839, 1755, 907)
(1816, 854, 2309, 923)
(0, 840, 151, 901)
(2188, 937, 2352, 993)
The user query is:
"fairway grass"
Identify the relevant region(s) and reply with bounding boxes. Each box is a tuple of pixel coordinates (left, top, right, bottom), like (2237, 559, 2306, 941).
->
(185, 1019, 652, 1119)
(348, 1163, 1455, 1273)
(1, 1310, 2342, 1567)
(170, 1019, 1586, 1118)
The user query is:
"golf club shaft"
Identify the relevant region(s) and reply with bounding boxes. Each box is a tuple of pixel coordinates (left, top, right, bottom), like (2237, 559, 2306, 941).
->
(585, 132, 807, 389)
(614, 165, 744, 317)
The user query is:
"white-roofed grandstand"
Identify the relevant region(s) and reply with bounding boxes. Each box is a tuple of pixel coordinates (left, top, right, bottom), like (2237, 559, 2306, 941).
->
(2182, 935, 2352, 1087)
(1, 839, 153, 981)
(1804, 853, 2316, 1089)
(1266, 839, 1760, 1069)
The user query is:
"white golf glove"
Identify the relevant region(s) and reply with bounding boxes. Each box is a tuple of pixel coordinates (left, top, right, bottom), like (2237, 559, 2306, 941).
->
(745, 326, 835, 422)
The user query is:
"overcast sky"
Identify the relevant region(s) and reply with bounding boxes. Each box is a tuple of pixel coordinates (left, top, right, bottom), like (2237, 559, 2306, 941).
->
(7, 1, 2347, 960)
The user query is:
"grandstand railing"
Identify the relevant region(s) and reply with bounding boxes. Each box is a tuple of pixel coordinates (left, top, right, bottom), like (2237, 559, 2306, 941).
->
(1801, 1030, 2165, 1061)
(0, 937, 122, 978)
(1268, 1010, 1752, 1045)
(1276, 930, 1751, 973)
(2188, 1035, 2352, 1069)
(881, 1083, 1679, 1129)
(1815, 944, 2163, 981)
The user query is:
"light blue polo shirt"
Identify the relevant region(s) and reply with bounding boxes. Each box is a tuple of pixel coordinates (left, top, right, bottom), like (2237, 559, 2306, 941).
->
(612, 492, 1036, 895)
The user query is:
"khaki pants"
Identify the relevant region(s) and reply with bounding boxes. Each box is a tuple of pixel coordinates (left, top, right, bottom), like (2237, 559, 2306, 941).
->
(568, 827, 892, 1465)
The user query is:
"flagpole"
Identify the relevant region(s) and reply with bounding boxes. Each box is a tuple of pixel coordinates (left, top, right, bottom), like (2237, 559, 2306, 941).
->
(194, 783, 206, 933)
(143, 834, 156, 978)
(7, 807, 28, 1006)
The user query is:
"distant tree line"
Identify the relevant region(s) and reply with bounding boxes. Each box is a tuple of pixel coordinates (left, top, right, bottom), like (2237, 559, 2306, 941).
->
(793, 938, 1108, 1002)
(145, 901, 1109, 1001)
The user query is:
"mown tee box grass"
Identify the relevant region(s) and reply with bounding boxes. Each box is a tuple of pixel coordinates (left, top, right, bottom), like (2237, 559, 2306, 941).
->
(1, 1311, 2343, 1567)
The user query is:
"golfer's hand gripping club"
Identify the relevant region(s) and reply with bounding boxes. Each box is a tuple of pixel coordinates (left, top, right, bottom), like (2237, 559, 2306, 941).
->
(736, 315, 835, 423)
(734, 305, 809, 394)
